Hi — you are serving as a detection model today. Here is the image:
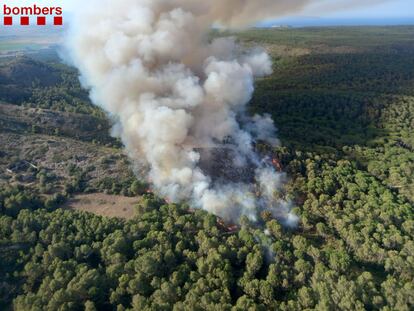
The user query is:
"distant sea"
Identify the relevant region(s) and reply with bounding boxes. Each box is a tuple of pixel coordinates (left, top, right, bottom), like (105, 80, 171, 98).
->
(257, 17, 414, 28)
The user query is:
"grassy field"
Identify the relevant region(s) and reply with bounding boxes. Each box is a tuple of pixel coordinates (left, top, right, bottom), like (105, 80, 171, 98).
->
(0, 27, 61, 55)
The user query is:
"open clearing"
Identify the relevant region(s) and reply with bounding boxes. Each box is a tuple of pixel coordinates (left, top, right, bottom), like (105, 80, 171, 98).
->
(65, 193, 140, 219)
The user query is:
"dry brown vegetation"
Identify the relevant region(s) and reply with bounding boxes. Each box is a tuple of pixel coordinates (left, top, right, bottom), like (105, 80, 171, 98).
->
(64, 193, 140, 219)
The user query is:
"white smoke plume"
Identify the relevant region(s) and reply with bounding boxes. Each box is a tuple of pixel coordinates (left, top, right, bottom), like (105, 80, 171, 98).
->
(65, 0, 320, 224)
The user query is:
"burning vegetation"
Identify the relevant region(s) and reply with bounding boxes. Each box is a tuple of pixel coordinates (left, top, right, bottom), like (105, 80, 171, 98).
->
(65, 0, 299, 225)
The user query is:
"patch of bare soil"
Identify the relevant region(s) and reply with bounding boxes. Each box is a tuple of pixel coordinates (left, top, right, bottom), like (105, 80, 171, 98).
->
(65, 193, 140, 219)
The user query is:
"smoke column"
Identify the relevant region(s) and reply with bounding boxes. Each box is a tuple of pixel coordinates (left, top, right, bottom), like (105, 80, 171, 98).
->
(65, 0, 322, 224)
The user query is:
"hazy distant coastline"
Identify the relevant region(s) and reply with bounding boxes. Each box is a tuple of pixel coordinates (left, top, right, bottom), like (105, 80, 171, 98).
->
(258, 17, 414, 28)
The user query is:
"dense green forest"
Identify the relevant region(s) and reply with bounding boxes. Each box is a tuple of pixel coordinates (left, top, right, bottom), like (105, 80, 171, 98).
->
(1, 27, 414, 310)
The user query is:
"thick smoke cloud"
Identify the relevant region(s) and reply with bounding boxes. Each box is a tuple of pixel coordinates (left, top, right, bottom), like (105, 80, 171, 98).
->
(65, 0, 324, 224)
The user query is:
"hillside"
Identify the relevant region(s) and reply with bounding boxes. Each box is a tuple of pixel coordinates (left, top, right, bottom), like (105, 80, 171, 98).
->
(0, 27, 413, 310)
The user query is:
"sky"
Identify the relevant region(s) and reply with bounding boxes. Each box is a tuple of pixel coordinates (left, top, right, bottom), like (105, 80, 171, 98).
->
(2, 0, 414, 26)
(14, 0, 411, 17)
(260, 0, 414, 26)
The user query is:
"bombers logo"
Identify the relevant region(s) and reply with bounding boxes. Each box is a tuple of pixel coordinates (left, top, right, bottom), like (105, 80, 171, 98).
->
(2, 3, 63, 26)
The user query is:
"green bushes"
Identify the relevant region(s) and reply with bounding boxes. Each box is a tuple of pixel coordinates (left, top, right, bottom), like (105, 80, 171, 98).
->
(1, 178, 413, 310)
